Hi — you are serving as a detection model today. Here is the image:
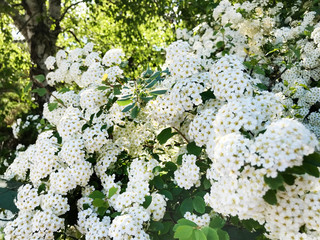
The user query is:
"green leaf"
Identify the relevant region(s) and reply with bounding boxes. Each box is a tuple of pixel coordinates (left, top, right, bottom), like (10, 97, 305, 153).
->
(37, 183, 46, 194)
(264, 174, 284, 190)
(82, 123, 89, 132)
(200, 89, 215, 102)
(149, 221, 164, 232)
(97, 86, 108, 91)
(159, 190, 173, 200)
(143, 65, 153, 77)
(111, 212, 121, 218)
(34, 74, 45, 82)
(153, 176, 164, 189)
(266, 48, 280, 56)
(216, 41, 224, 49)
(243, 61, 252, 69)
(176, 154, 183, 165)
(0, 187, 18, 213)
(89, 190, 105, 199)
(58, 87, 70, 93)
(100, 124, 108, 131)
(187, 142, 202, 156)
(193, 196, 205, 214)
(254, 66, 265, 75)
(210, 215, 225, 229)
(217, 229, 229, 240)
(223, 225, 260, 240)
(108, 187, 118, 198)
(149, 71, 161, 80)
(263, 189, 277, 205)
(256, 83, 268, 90)
(302, 162, 319, 177)
(203, 179, 211, 190)
(177, 218, 198, 227)
(180, 198, 193, 216)
(83, 203, 90, 210)
(143, 195, 152, 209)
(299, 84, 309, 90)
(31, 88, 47, 96)
(117, 99, 132, 106)
(294, 113, 304, 119)
(96, 109, 103, 118)
(174, 225, 194, 239)
(149, 89, 167, 95)
(48, 102, 58, 111)
(241, 219, 262, 231)
(281, 174, 296, 185)
(291, 104, 303, 110)
(304, 152, 320, 167)
(285, 166, 306, 175)
(122, 103, 135, 112)
(140, 96, 154, 102)
(145, 78, 159, 89)
(201, 227, 219, 240)
(160, 221, 173, 235)
(113, 85, 121, 95)
(97, 206, 108, 216)
(152, 166, 162, 174)
(130, 105, 140, 118)
(165, 162, 177, 171)
(194, 229, 207, 240)
(157, 127, 177, 144)
(120, 60, 128, 68)
(24, 82, 33, 92)
(92, 198, 107, 208)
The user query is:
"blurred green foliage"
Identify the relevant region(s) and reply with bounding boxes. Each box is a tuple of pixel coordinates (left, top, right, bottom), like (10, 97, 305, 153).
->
(0, 15, 35, 172)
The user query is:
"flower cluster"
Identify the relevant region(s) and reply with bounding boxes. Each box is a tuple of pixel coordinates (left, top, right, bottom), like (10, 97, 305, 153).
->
(174, 154, 201, 189)
(209, 55, 259, 101)
(45, 43, 124, 87)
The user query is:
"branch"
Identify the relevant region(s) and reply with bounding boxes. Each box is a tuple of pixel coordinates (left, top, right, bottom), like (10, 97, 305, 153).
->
(59, 1, 83, 21)
(12, 39, 27, 43)
(15, 12, 37, 35)
(68, 30, 81, 44)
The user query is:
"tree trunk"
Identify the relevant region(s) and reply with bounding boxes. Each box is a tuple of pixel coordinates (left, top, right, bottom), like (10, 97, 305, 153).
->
(0, 0, 62, 108)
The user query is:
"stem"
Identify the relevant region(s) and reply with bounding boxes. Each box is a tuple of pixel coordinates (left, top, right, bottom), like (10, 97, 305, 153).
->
(173, 127, 190, 144)
(51, 93, 68, 108)
(116, 77, 124, 86)
(274, 67, 288, 80)
(33, 79, 68, 108)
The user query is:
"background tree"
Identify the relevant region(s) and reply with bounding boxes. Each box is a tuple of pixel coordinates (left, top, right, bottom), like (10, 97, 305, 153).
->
(0, 0, 218, 169)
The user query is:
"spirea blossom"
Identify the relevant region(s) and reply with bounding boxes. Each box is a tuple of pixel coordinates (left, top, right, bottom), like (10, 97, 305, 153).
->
(174, 154, 200, 189)
(249, 118, 318, 177)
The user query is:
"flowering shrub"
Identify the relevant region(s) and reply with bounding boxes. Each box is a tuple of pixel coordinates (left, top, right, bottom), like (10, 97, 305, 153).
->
(3, 0, 320, 239)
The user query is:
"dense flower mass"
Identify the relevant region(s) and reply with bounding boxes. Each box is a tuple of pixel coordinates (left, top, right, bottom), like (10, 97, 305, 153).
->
(4, 0, 320, 239)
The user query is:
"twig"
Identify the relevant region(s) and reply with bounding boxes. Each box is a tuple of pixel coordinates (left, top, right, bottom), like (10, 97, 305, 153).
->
(50, 93, 68, 108)
(68, 30, 82, 44)
(173, 127, 190, 143)
(274, 67, 288, 80)
(16, 12, 37, 34)
(33, 79, 68, 108)
(59, 1, 83, 21)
